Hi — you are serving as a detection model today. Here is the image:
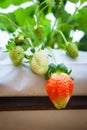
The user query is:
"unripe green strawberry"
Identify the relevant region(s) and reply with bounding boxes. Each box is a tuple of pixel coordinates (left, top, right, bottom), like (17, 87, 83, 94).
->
(30, 50, 49, 75)
(9, 46, 24, 66)
(46, 73, 74, 109)
(33, 25, 43, 38)
(66, 43, 78, 58)
(14, 35, 25, 45)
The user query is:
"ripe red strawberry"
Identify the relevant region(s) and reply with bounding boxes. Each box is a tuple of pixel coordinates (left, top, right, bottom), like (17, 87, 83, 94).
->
(46, 73, 74, 109)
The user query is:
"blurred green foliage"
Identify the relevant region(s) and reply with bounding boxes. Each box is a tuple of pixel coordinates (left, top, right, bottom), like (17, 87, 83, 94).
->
(0, 0, 87, 51)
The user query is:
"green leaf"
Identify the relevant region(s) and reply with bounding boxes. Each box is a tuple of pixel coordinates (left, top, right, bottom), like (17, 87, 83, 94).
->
(80, 0, 87, 4)
(68, 0, 78, 3)
(0, 0, 87, 52)
(0, 13, 17, 32)
(11, 0, 31, 5)
(13, 5, 36, 26)
(78, 35, 87, 51)
(74, 7, 87, 34)
(68, 0, 87, 4)
(52, 4, 71, 22)
(14, 8, 28, 26)
(0, 0, 32, 8)
(0, 0, 11, 8)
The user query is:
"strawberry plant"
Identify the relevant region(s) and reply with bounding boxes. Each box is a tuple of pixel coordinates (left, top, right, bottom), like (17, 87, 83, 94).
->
(0, 0, 87, 109)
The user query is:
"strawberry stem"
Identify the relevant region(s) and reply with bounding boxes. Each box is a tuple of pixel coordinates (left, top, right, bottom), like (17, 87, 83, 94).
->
(37, 5, 48, 17)
(38, 0, 47, 8)
(26, 38, 33, 47)
(35, 0, 49, 18)
(66, 4, 80, 24)
(57, 30, 68, 45)
(33, 15, 38, 25)
(47, 46, 57, 64)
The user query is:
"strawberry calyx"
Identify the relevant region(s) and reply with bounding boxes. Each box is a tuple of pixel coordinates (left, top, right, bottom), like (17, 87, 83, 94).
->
(14, 34, 25, 45)
(12, 29, 26, 45)
(30, 47, 36, 53)
(24, 47, 36, 61)
(45, 63, 72, 80)
(6, 39, 16, 52)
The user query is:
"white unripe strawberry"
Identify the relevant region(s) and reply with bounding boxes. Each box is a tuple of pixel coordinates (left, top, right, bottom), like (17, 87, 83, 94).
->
(30, 50, 49, 75)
